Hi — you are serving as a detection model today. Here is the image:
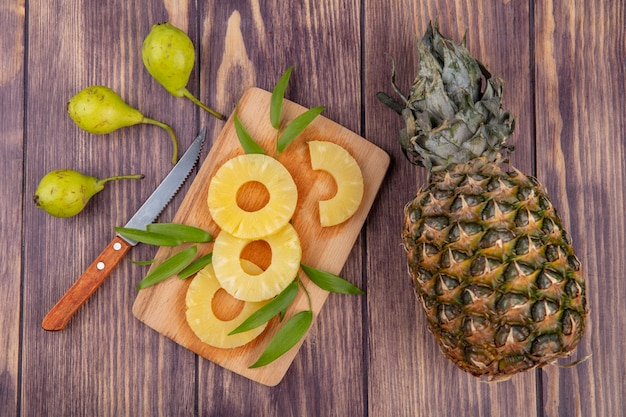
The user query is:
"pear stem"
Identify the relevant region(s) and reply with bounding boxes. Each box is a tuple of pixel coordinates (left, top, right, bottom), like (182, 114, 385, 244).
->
(142, 117, 179, 165)
(95, 174, 145, 191)
(181, 89, 225, 120)
(98, 174, 145, 184)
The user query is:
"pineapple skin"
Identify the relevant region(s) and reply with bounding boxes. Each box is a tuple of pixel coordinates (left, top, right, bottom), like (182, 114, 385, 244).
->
(403, 157, 587, 379)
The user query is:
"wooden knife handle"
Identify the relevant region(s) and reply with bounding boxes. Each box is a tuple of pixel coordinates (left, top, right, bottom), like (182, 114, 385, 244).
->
(42, 235, 132, 331)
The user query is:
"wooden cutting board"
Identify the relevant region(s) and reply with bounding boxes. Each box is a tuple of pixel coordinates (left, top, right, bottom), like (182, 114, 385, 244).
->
(132, 87, 390, 386)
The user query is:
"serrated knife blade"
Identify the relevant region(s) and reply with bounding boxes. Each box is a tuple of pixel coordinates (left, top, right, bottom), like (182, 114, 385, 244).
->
(42, 127, 207, 331)
(122, 127, 206, 243)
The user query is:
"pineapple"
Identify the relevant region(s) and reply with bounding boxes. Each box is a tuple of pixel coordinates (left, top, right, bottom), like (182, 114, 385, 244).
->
(186, 260, 269, 348)
(308, 140, 364, 227)
(212, 223, 302, 302)
(208, 153, 298, 239)
(378, 23, 587, 380)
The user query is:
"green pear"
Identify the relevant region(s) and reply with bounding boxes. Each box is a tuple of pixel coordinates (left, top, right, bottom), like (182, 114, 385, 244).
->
(67, 85, 180, 164)
(142, 22, 224, 120)
(33, 169, 144, 218)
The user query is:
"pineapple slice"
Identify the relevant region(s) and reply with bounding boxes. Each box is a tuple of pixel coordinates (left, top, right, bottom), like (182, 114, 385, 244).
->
(212, 223, 301, 302)
(208, 153, 297, 239)
(185, 260, 269, 349)
(308, 140, 364, 227)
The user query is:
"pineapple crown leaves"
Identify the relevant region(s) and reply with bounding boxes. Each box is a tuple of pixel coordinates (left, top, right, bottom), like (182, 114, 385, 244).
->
(377, 22, 515, 171)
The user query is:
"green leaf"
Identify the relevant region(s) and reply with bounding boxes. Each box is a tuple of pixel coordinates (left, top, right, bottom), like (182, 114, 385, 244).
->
(376, 91, 404, 115)
(300, 264, 364, 295)
(177, 252, 213, 280)
(229, 280, 298, 335)
(249, 310, 312, 368)
(234, 111, 266, 155)
(147, 223, 213, 243)
(115, 227, 181, 246)
(276, 106, 325, 155)
(128, 258, 157, 265)
(270, 66, 293, 129)
(137, 245, 197, 290)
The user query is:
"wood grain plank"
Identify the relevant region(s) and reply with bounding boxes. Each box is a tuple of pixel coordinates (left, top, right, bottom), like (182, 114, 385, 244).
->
(195, 1, 368, 415)
(534, 1, 626, 416)
(22, 1, 202, 415)
(0, 1, 25, 415)
(363, 1, 539, 416)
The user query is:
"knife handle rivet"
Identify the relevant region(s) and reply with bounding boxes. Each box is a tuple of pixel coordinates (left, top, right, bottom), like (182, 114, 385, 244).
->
(97, 262, 105, 270)
(113, 242, 122, 250)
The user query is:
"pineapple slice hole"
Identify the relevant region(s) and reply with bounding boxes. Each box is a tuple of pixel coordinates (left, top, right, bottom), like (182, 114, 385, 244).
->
(236, 181, 270, 212)
(240, 239, 272, 272)
(211, 288, 245, 321)
(312, 170, 338, 201)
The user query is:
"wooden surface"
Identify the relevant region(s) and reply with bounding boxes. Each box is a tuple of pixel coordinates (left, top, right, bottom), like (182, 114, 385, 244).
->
(132, 87, 389, 386)
(3, 0, 625, 416)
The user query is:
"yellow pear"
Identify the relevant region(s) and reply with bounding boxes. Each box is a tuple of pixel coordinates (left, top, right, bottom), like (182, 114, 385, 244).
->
(33, 169, 143, 218)
(67, 85, 179, 164)
(142, 22, 224, 120)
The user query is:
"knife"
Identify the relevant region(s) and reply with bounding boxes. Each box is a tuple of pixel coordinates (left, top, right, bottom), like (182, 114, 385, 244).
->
(42, 127, 207, 331)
